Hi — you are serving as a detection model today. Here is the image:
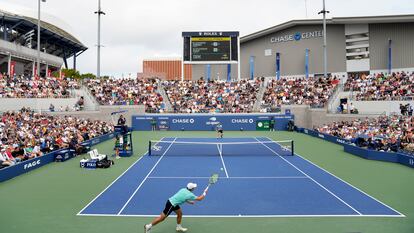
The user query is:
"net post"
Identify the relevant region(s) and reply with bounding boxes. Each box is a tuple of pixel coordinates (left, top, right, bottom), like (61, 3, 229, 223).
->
(148, 141, 152, 156)
(291, 140, 294, 156)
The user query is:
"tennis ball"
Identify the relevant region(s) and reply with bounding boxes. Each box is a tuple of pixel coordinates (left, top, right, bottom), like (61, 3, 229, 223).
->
(220, 168, 224, 171)
(238, 214, 241, 216)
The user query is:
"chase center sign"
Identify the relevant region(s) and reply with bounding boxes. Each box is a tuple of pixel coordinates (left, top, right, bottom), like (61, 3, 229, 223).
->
(270, 30, 323, 43)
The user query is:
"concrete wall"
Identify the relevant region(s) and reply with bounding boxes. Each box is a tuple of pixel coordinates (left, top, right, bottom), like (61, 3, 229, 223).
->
(280, 105, 383, 129)
(0, 98, 79, 112)
(370, 23, 414, 71)
(190, 64, 238, 81)
(48, 105, 146, 126)
(352, 100, 414, 115)
(240, 24, 347, 78)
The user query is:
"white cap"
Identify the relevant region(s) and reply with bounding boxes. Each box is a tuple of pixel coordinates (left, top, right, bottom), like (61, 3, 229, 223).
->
(187, 182, 197, 190)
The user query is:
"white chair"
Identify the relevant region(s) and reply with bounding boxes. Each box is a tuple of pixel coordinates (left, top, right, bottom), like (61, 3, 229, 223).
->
(88, 151, 98, 160)
(92, 149, 107, 160)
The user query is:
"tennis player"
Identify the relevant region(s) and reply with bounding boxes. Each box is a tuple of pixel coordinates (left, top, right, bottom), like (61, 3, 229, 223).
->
(216, 123, 223, 138)
(144, 183, 207, 233)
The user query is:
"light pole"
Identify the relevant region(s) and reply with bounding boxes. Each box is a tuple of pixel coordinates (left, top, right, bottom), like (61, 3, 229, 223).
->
(318, 0, 329, 78)
(37, 0, 46, 77)
(95, 0, 105, 79)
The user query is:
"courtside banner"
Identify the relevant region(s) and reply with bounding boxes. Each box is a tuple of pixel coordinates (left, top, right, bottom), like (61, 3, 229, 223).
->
(132, 114, 293, 131)
(298, 128, 414, 169)
(0, 132, 119, 182)
(0, 151, 56, 182)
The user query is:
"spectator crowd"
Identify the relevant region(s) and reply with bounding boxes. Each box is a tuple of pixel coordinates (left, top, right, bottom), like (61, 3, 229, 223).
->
(86, 78, 165, 113)
(344, 72, 414, 101)
(0, 108, 114, 169)
(0, 74, 79, 98)
(163, 78, 261, 113)
(315, 115, 414, 154)
(261, 76, 339, 110)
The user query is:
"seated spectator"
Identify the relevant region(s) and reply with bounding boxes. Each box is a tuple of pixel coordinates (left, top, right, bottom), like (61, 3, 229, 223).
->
(86, 78, 165, 113)
(344, 72, 414, 101)
(315, 114, 414, 154)
(0, 108, 114, 168)
(0, 147, 14, 168)
(0, 74, 79, 98)
(262, 76, 338, 109)
(163, 78, 261, 113)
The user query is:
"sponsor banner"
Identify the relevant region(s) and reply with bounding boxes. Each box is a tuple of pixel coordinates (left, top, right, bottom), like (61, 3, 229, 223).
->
(10, 61, 16, 77)
(344, 144, 400, 163)
(80, 159, 98, 169)
(54, 149, 75, 162)
(0, 152, 55, 182)
(256, 120, 270, 131)
(297, 128, 350, 145)
(132, 114, 294, 131)
(276, 53, 280, 80)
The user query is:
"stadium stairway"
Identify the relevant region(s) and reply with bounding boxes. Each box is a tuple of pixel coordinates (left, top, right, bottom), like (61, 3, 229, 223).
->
(253, 77, 272, 112)
(158, 85, 173, 112)
(77, 85, 101, 111)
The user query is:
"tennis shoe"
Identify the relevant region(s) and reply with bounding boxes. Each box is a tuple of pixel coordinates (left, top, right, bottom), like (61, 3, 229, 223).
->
(176, 226, 188, 232)
(144, 224, 151, 233)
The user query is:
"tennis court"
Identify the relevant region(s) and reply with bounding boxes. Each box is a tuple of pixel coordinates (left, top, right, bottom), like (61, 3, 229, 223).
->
(78, 137, 403, 217)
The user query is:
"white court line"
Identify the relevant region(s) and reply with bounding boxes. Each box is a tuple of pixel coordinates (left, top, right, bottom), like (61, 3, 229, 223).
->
(77, 213, 405, 218)
(76, 137, 165, 216)
(116, 137, 177, 215)
(265, 137, 406, 217)
(217, 144, 229, 178)
(254, 137, 362, 216)
(147, 176, 308, 179)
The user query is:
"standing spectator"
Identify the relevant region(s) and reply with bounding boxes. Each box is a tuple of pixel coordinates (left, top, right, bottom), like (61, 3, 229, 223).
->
(150, 118, 157, 131)
(269, 117, 275, 131)
(49, 103, 55, 112)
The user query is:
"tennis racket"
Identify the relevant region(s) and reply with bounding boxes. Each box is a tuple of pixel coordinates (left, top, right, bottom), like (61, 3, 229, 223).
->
(203, 173, 219, 195)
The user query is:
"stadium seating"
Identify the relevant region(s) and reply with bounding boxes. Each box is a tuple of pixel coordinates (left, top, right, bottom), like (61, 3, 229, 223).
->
(344, 72, 414, 101)
(85, 78, 165, 113)
(0, 107, 114, 169)
(314, 114, 414, 154)
(163, 78, 262, 113)
(0, 74, 79, 98)
(261, 76, 339, 110)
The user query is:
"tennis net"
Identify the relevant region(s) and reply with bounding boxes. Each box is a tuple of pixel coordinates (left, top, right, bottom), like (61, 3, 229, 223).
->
(148, 139, 294, 157)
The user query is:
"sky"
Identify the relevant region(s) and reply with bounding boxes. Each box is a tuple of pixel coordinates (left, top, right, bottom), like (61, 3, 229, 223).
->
(1, 0, 413, 77)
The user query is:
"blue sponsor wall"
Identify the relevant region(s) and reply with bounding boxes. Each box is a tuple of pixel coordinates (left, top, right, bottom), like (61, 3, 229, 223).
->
(132, 114, 293, 131)
(298, 128, 414, 169)
(0, 132, 118, 183)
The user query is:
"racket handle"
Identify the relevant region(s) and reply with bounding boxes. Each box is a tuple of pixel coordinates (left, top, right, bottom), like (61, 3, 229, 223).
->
(204, 185, 210, 193)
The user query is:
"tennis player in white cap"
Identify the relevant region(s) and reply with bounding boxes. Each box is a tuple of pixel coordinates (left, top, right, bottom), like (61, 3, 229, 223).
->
(144, 182, 207, 232)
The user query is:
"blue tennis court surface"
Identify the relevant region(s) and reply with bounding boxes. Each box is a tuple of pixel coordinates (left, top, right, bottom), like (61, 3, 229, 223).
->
(78, 137, 404, 217)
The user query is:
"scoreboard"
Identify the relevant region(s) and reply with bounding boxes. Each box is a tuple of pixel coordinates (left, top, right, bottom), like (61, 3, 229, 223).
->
(191, 37, 231, 61)
(183, 31, 239, 63)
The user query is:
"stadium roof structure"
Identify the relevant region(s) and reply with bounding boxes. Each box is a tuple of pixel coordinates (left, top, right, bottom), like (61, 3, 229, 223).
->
(241, 14, 414, 44)
(0, 9, 87, 60)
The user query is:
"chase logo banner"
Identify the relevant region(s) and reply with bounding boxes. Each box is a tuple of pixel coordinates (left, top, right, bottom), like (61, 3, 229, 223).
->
(132, 114, 293, 131)
(270, 30, 323, 43)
